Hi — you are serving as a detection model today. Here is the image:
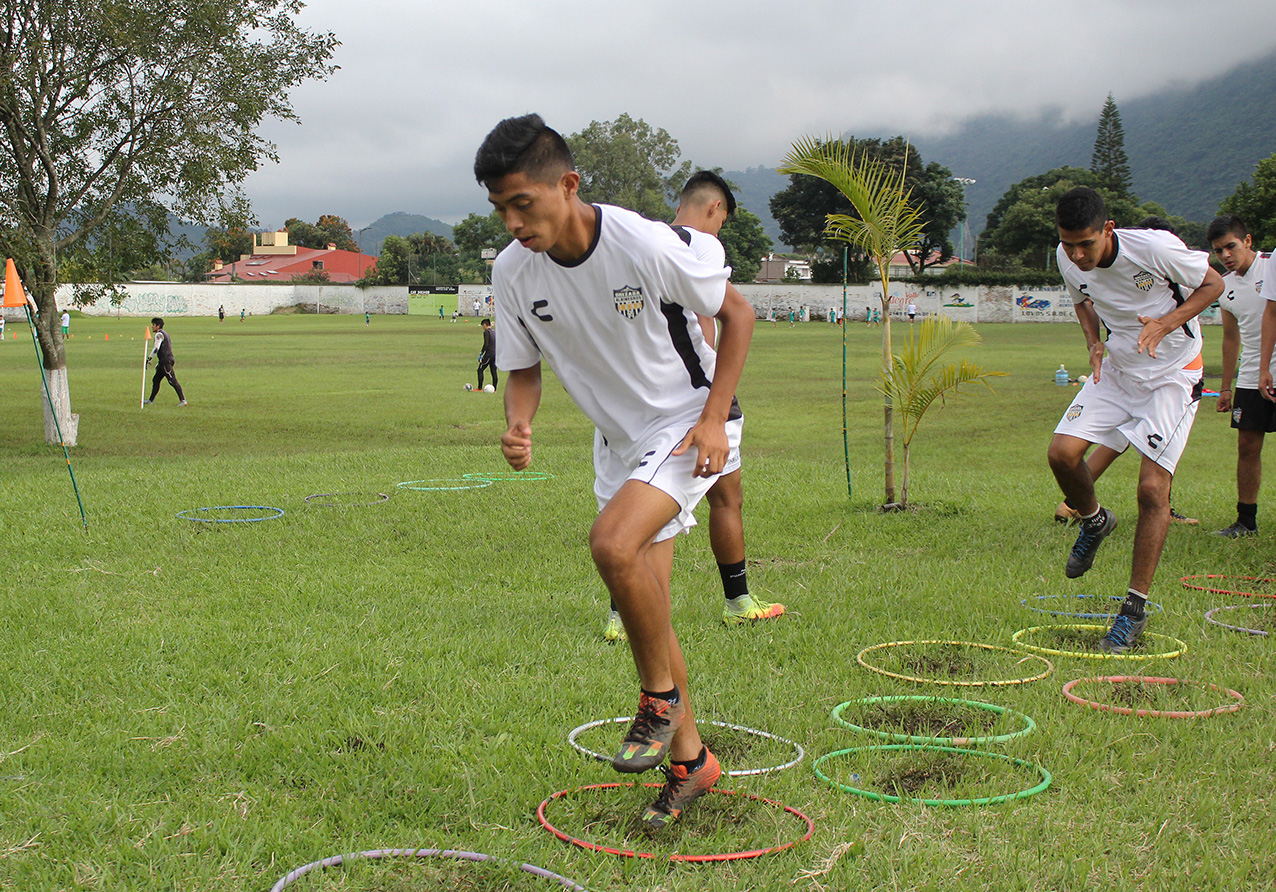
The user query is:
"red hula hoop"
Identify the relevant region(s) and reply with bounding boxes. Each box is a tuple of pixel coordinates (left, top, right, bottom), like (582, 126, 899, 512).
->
(1062, 675, 1245, 718)
(1181, 574, 1276, 599)
(536, 782, 814, 862)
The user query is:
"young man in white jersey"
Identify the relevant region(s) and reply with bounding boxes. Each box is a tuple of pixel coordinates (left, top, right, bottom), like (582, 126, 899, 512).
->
(600, 171, 783, 642)
(1049, 188, 1222, 653)
(1211, 215, 1273, 537)
(475, 115, 755, 831)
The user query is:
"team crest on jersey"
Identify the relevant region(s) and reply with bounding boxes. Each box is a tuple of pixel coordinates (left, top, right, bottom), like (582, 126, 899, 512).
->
(1132, 270, 1154, 292)
(1066, 404, 1083, 422)
(613, 286, 644, 320)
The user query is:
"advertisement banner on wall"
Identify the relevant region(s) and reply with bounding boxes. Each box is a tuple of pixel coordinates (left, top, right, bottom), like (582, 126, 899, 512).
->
(928, 287, 978, 323)
(408, 284, 458, 316)
(1011, 286, 1074, 322)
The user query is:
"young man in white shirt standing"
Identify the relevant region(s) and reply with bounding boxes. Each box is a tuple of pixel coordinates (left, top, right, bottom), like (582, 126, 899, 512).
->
(1048, 188, 1222, 653)
(1211, 215, 1273, 537)
(476, 115, 754, 831)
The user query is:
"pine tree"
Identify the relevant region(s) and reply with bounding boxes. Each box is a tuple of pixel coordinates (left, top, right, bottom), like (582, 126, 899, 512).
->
(1090, 93, 1133, 197)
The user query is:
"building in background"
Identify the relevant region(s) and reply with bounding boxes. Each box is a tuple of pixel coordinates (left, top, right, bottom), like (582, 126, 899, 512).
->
(205, 230, 377, 284)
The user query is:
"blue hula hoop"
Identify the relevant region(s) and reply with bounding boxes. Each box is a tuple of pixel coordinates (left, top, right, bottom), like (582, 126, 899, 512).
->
(176, 505, 285, 523)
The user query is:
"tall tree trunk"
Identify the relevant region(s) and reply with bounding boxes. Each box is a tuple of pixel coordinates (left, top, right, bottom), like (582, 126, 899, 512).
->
(29, 247, 78, 447)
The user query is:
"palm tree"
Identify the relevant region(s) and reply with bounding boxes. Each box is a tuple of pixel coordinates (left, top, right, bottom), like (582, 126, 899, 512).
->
(779, 137, 927, 507)
(880, 317, 1005, 506)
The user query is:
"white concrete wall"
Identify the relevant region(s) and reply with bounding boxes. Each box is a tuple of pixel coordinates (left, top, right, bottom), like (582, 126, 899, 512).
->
(63, 281, 1223, 326)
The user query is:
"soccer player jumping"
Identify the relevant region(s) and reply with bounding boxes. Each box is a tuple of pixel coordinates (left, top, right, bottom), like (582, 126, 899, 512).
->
(1048, 187, 1222, 653)
(475, 114, 754, 830)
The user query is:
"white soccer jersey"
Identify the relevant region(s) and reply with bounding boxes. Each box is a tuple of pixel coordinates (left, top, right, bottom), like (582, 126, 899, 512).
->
(1057, 228, 1211, 382)
(493, 204, 731, 465)
(1219, 252, 1273, 389)
(671, 224, 728, 270)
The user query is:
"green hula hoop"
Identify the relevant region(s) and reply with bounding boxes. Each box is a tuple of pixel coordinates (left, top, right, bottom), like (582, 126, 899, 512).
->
(831, 696, 1037, 746)
(1011, 625, 1186, 661)
(813, 744, 1052, 806)
(856, 639, 1054, 687)
(462, 471, 555, 482)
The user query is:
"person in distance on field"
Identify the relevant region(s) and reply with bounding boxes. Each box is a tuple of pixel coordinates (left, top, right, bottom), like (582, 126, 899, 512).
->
(477, 114, 754, 831)
(145, 317, 187, 406)
(1048, 188, 1222, 653)
(477, 318, 498, 391)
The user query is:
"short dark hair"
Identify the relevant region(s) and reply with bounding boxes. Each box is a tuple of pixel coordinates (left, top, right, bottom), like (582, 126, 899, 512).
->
(1134, 215, 1178, 235)
(1056, 187, 1107, 232)
(474, 114, 574, 188)
(481, 318, 491, 327)
(680, 170, 736, 215)
(1207, 214, 1249, 244)
(151, 317, 164, 328)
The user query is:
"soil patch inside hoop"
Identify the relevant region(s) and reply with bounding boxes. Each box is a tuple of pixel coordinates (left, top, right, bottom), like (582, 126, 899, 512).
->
(858, 701, 1000, 738)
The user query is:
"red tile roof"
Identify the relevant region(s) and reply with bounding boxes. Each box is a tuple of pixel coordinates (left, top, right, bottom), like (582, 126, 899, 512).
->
(207, 246, 378, 284)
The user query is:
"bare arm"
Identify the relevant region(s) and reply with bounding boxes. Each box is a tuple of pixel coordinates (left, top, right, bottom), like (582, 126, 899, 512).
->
(1136, 267, 1224, 357)
(1259, 301, 1276, 402)
(1218, 310, 1240, 413)
(501, 364, 542, 470)
(673, 283, 754, 475)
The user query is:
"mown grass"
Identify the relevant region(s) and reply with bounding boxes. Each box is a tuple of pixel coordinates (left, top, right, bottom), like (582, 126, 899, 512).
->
(1, 313, 1274, 891)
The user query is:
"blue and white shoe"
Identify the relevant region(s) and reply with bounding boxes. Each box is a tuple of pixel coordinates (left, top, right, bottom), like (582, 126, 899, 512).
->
(1066, 508, 1117, 579)
(1098, 612, 1148, 654)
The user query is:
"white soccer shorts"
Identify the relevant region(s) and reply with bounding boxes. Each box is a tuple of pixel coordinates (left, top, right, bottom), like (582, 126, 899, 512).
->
(1054, 360, 1202, 473)
(594, 417, 744, 542)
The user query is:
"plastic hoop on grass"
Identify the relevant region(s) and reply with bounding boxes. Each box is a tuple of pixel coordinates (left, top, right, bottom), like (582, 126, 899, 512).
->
(1012, 624, 1186, 661)
(567, 716, 804, 776)
(536, 782, 814, 861)
(269, 847, 590, 892)
(304, 491, 391, 507)
(397, 478, 494, 492)
(1181, 574, 1276, 599)
(831, 696, 1037, 746)
(1204, 603, 1272, 637)
(1062, 675, 1245, 718)
(812, 744, 1052, 806)
(462, 471, 555, 482)
(176, 505, 284, 523)
(1021, 594, 1163, 620)
(855, 639, 1054, 687)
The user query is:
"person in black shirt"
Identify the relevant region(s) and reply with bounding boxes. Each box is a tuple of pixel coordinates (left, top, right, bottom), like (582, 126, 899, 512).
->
(477, 318, 497, 390)
(145, 317, 187, 406)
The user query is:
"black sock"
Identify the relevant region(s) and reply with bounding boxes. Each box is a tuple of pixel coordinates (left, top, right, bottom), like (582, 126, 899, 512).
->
(642, 686, 679, 704)
(1121, 589, 1146, 619)
(609, 597, 617, 611)
(1238, 502, 1257, 530)
(718, 560, 749, 601)
(1081, 506, 1105, 527)
(672, 746, 707, 773)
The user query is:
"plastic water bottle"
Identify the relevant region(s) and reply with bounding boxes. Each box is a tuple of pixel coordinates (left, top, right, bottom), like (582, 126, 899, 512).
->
(1055, 364, 1069, 386)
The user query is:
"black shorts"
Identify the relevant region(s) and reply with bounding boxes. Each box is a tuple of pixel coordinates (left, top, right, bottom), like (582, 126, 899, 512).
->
(1230, 387, 1276, 432)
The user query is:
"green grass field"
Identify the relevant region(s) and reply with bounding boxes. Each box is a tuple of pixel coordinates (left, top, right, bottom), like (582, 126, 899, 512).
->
(1, 313, 1273, 891)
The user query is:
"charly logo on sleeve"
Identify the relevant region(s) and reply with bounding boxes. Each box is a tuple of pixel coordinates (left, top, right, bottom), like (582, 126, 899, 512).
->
(1132, 270, 1154, 292)
(613, 285, 644, 320)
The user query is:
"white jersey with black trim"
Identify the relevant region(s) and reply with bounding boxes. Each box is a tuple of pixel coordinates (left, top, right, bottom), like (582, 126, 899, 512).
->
(1057, 228, 1211, 382)
(1219, 252, 1272, 389)
(670, 224, 728, 271)
(493, 204, 732, 466)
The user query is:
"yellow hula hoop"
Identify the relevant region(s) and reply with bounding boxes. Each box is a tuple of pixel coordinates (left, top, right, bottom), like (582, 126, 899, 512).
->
(1011, 625, 1186, 661)
(855, 639, 1054, 687)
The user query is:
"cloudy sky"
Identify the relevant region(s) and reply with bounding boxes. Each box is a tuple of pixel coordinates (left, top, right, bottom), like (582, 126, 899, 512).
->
(242, 0, 1276, 230)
